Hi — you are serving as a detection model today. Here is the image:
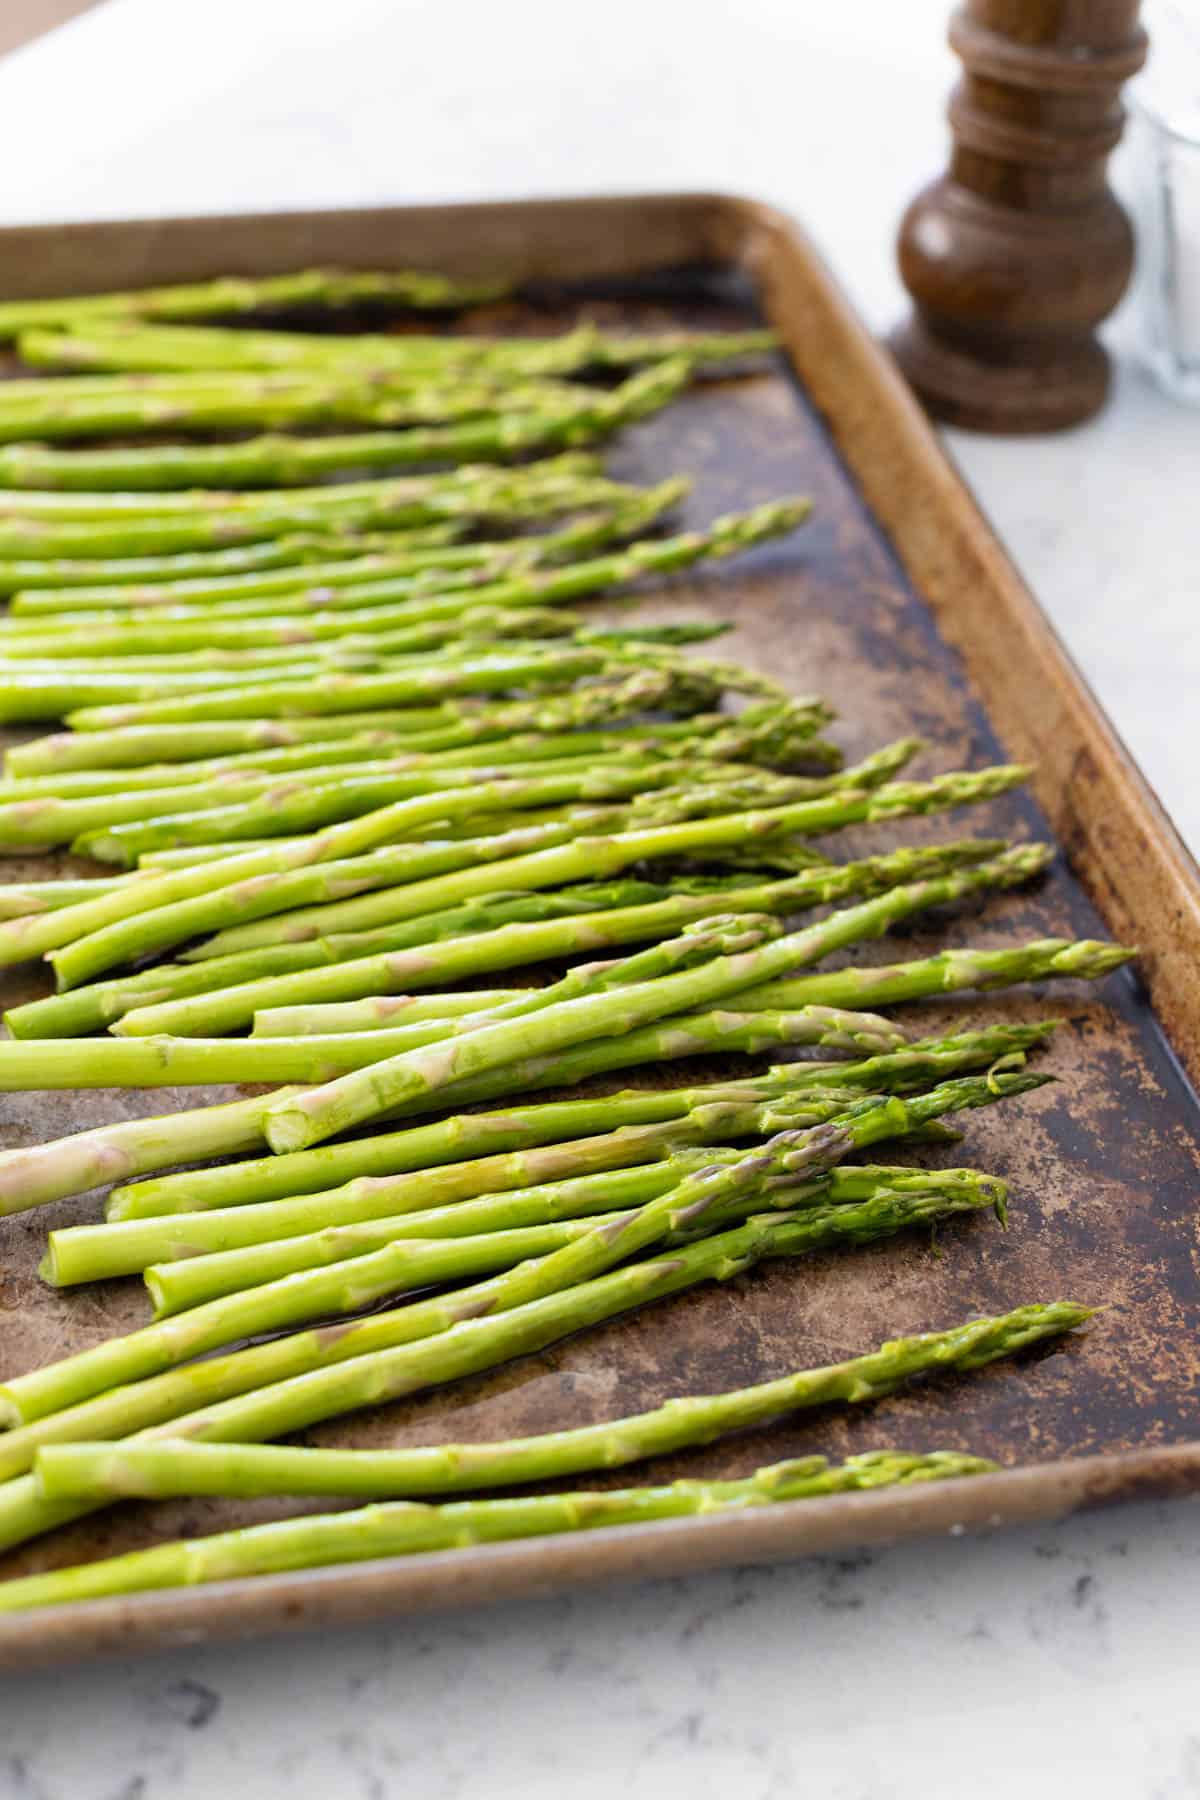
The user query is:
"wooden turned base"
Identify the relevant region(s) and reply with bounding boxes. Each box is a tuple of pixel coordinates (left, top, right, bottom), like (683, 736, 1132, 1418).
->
(892, 0, 1145, 436)
(888, 316, 1111, 435)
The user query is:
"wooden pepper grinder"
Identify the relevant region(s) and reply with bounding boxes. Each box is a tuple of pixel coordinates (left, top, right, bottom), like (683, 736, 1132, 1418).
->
(891, 0, 1148, 432)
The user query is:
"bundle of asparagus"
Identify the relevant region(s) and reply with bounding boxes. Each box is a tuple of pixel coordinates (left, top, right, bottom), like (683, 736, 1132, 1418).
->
(0, 269, 1129, 1617)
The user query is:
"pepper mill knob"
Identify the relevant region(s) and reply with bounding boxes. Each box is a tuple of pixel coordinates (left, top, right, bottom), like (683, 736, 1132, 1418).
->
(890, 0, 1148, 433)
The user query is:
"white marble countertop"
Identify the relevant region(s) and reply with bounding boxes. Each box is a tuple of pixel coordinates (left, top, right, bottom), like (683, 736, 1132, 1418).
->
(0, 2, 1196, 1794)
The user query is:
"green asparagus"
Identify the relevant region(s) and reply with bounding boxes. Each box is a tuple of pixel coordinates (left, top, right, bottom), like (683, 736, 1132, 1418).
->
(0, 1452, 995, 1611)
(33, 1302, 1086, 1501)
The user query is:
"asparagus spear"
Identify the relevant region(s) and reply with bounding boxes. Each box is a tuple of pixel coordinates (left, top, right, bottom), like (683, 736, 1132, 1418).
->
(0, 707, 823, 804)
(8, 484, 687, 610)
(135, 1165, 1003, 1311)
(52, 1108, 932, 1290)
(0, 1450, 996, 1611)
(113, 840, 1035, 1041)
(1, 1093, 1023, 1426)
(0, 456, 687, 524)
(0, 267, 511, 340)
(72, 752, 870, 869)
(0, 1002, 902, 1096)
(0, 1182, 1018, 1547)
(0, 534, 377, 599)
(0, 458, 630, 559)
(0, 876, 140, 919)
(172, 763, 1029, 970)
(0, 746, 717, 853)
(0, 495, 797, 659)
(260, 849, 1042, 1151)
(0, 1062, 799, 1222)
(0, 358, 689, 474)
(5, 877, 718, 1039)
(4, 666, 723, 776)
(33, 1301, 1085, 1502)
(97, 1025, 1048, 1225)
(256, 935, 1126, 1051)
(43, 764, 1024, 989)
(0, 601, 611, 666)
(0, 371, 626, 443)
(0, 776, 637, 976)
(16, 316, 778, 372)
(0, 645, 615, 729)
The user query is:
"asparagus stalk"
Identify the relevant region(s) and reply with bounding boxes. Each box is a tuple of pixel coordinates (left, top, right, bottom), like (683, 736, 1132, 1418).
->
(43, 764, 1024, 989)
(100, 1025, 1048, 1225)
(0, 457, 694, 524)
(0, 645, 618, 729)
(1, 1093, 1023, 1426)
(0, 1062, 797, 1222)
(0, 1182, 1019, 1545)
(0, 1002, 902, 1096)
(4, 666, 721, 776)
(136, 1165, 1004, 1311)
(0, 494, 795, 658)
(0, 1451, 996, 1611)
(0, 707, 821, 804)
(371, 932, 1129, 1127)
(0, 746, 711, 853)
(0, 459, 630, 559)
(67, 763, 781, 866)
(260, 849, 1043, 1151)
(5, 878, 710, 1039)
(258, 935, 1127, 1049)
(113, 840, 1034, 1041)
(14, 317, 776, 375)
(33, 1301, 1085, 1502)
(0, 1090, 307, 1220)
(0, 876, 140, 919)
(51, 1104, 912, 1289)
(176, 763, 1030, 968)
(72, 751, 873, 869)
(0, 785, 627, 977)
(8, 484, 686, 610)
(0, 267, 511, 340)
(0, 358, 688, 475)
(0, 534, 376, 599)
(0, 371, 623, 443)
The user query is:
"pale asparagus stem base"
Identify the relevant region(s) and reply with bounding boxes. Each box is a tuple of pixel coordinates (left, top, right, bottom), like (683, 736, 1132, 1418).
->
(98, 1024, 1055, 1224)
(32, 1303, 1088, 1502)
(0, 1453, 995, 1612)
(0, 1185, 1011, 1551)
(0, 1076, 1039, 1426)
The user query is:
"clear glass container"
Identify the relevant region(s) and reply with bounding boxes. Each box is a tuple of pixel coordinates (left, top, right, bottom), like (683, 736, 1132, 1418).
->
(1128, 2, 1200, 403)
